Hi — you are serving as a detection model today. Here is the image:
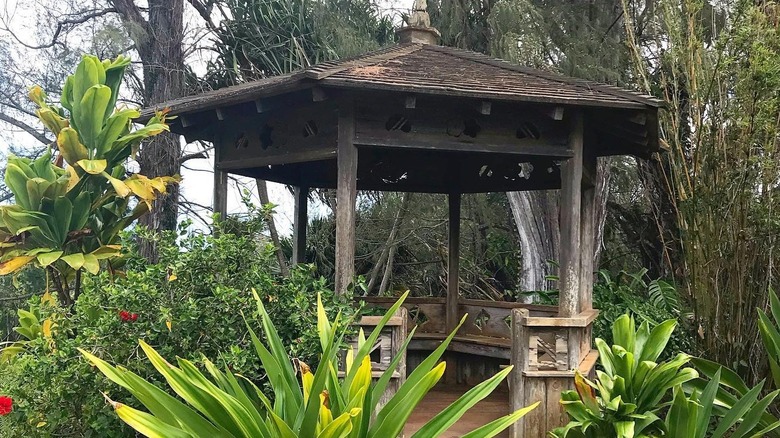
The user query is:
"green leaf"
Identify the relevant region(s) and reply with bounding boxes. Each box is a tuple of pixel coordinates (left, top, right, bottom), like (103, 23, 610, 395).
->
(36, 251, 63, 267)
(60, 253, 85, 270)
(76, 85, 112, 150)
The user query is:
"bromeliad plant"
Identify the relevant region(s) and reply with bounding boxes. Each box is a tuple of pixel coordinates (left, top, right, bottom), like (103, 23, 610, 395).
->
(0, 54, 177, 306)
(80, 291, 538, 437)
(551, 315, 698, 437)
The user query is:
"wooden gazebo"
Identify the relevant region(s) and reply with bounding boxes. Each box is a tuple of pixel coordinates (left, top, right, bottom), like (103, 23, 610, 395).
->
(143, 6, 661, 436)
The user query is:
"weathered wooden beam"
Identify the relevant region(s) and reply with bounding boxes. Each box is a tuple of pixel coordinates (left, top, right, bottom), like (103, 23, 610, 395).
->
(213, 146, 228, 220)
(546, 106, 565, 121)
(312, 87, 327, 102)
(509, 308, 530, 438)
(335, 99, 358, 295)
(558, 111, 583, 318)
(405, 95, 416, 109)
(180, 115, 195, 128)
(580, 154, 597, 312)
(354, 135, 573, 158)
(292, 185, 309, 265)
(446, 192, 461, 334)
(479, 101, 492, 115)
(219, 148, 337, 170)
(254, 99, 270, 113)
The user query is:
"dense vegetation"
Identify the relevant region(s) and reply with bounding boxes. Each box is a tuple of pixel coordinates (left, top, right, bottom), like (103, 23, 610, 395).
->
(0, 0, 779, 436)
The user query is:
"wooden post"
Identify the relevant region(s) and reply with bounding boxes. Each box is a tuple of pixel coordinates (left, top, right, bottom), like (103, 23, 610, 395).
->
(213, 144, 228, 219)
(446, 192, 461, 333)
(292, 185, 309, 266)
(509, 308, 529, 438)
(579, 153, 597, 312)
(558, 111, 584, 318)
(335, 99, 358, 295)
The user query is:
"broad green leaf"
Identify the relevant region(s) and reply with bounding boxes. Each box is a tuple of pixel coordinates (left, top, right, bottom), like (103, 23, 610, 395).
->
(77, 159, 108, 175)
(36, 251, 63, 267)
(60, 253, 85, 270)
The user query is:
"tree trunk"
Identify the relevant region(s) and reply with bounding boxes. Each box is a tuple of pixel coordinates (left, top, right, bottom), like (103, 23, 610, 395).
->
(508, 163, 611, 298)
(256, 179, 290, 277)
(112, 0, 186, 261)
(366, 193, 412, 294)
(507, 190, 560, 295)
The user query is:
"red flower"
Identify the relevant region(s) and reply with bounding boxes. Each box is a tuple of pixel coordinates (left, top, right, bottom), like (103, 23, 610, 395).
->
(0, 395, 12, 415)
(130, 313, 138, 322)
(119, 310, 139, 322)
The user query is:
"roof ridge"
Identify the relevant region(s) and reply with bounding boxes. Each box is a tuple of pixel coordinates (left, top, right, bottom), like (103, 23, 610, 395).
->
(424, 45, 663, 108)
(304, 43, 423, 80)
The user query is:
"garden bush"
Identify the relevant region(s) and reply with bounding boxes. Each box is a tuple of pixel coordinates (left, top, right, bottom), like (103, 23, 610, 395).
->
(592, 269, 696, 359)
(0, 216, 353, 437)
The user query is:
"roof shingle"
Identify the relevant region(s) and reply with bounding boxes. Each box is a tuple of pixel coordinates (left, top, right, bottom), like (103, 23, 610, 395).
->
(142, 43, 662, 119)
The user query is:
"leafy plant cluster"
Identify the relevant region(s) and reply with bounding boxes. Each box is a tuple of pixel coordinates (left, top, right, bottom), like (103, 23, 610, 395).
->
(0, 217, 353, 437)
(0, 55, 176, 307)
(592, 269, 695, 359)
(553, 314, 780, 438)
(82, 292, 535, 437)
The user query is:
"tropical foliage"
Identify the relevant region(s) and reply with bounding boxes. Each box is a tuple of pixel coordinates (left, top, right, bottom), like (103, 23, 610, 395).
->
(81, 292, 537, 438)
(553, 314, 780, 438)
(0, 54, 177, 306)
(552, 315, 697, 437)
(0, 218, 352, 437)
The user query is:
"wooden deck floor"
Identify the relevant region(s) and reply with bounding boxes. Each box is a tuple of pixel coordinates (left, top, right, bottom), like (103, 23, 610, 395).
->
(404, 385, 510, 438)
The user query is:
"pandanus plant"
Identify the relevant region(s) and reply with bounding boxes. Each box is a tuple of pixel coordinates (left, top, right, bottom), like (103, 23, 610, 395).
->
(80, 292, 537, 437)
(0, 55, 177, 305)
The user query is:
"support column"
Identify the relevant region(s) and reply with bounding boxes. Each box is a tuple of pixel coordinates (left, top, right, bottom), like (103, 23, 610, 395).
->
(213, 145, 228, 220)
(446, 193, 461, 333)
(292, 185, 309, 266)
(579, 154, 597, 312)
(558, 111, 584, 318)
(335, 99, 357, 295)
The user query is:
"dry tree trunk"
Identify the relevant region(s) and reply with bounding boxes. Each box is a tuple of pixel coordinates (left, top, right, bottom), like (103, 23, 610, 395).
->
(366, 193, 412, 294)
(508, 161, 610, 297)
(256, 179, 290, 277)
(507, 191, 560, 295)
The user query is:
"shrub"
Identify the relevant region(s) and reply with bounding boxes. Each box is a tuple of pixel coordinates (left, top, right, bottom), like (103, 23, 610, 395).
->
(81, 292, 537, 437)
(592, 269, 695, 359)
(0, 217, 353, 437)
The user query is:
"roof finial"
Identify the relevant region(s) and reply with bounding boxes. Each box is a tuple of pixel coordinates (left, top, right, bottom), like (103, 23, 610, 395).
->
(397, 0, 440, 45)
(408, 0, 431, 28)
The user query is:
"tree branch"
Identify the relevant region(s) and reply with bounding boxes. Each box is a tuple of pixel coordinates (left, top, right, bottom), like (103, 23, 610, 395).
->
(2, 8, 119, 50)
(0, 112, 51, 145)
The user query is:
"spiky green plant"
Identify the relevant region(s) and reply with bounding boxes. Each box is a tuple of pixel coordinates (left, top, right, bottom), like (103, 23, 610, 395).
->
(80, 291, 537, 437)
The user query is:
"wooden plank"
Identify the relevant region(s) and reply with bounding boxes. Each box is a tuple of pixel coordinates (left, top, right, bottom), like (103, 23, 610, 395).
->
(520, 309, 599, 327)
(568, 328, 582, 370)
(292, 186, 309, 265)
(354, 134, 573, 158)
(523, 377, 547, 438)
(459, 298, 557, 313)
(509, 308, 529, 438)
(546, 378, 571, 431)
(335, 99, 358, 295)
(447, 193, 461, 334)
(558, 111, 583, 317)
(357, 316, 405, 326)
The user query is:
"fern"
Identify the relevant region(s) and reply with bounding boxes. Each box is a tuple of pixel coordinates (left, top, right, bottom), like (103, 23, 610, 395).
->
(648, 279, 680, 314)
